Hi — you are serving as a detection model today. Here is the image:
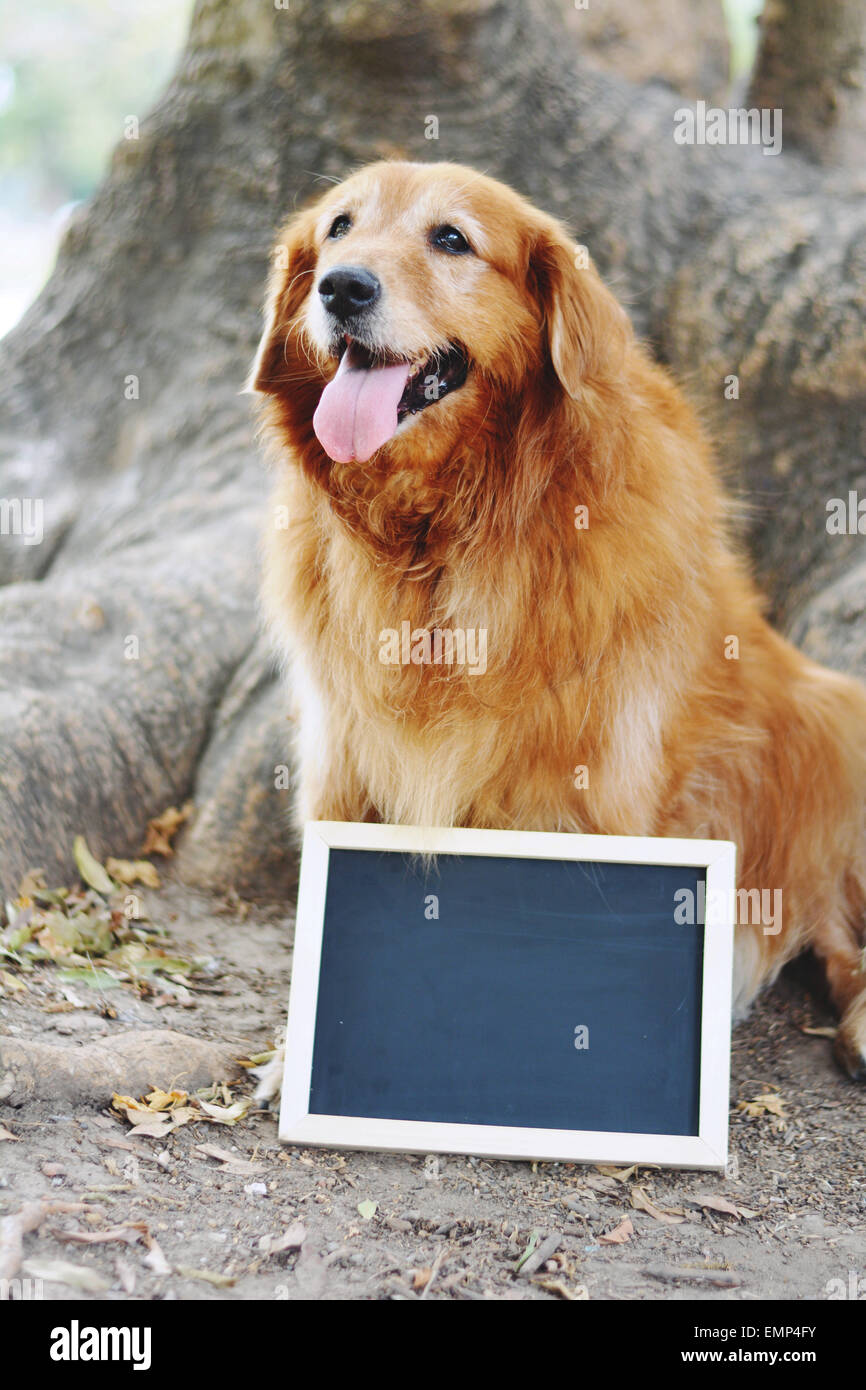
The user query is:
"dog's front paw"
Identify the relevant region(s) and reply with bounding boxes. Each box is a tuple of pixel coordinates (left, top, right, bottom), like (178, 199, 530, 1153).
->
(252, 1045, 286, 1106)
(833, 995, 866, 1080)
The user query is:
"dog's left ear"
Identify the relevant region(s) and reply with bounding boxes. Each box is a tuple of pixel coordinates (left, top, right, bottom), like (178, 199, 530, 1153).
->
(528, 218, 632, 398)
(247, 205, 318, 396)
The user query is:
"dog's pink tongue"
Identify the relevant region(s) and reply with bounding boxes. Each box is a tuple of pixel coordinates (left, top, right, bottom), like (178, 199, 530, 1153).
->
(313, 346, 411, 463)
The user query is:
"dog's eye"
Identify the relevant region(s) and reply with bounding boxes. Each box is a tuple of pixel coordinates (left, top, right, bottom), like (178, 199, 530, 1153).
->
(328, 214, 352, 240)
(429, 225, 472, 256)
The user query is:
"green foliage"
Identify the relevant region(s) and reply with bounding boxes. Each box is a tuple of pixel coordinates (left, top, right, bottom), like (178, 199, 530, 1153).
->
(0, 0, 194, 205)
(722, 0, 763, 83)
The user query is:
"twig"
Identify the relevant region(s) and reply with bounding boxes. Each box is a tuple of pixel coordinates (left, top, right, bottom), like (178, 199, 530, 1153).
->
(0, 1199, 89, 1282)
(420, 1245, 449, 1300)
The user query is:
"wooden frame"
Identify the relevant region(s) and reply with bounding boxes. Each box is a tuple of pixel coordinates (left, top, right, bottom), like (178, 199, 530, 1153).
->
(279, 821, 736, 1170)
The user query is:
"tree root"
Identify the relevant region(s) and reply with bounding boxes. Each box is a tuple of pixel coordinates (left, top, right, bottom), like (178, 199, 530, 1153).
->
(0, 1029, 240, 1109)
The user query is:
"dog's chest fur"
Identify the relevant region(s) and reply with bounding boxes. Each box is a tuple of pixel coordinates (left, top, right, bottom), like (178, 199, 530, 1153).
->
(265, 469, 677, 836)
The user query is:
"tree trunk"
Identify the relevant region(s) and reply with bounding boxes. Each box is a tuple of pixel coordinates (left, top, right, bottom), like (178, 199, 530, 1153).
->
(749, 0, 866, 168)
(0, 0, 863, 898)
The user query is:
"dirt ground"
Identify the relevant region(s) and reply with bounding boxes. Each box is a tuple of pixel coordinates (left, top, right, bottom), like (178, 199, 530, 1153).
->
(1, 879, 864, 1303)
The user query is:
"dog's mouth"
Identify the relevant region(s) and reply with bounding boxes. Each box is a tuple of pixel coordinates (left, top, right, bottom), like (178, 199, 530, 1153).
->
(312, 337, 469, 465)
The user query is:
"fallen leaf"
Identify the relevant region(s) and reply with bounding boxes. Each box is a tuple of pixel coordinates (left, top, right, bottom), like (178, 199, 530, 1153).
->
(357, 1200, 377, 1221)
(72, 836, 116, 896)
(143, 1087, 189, 1112)
(198, 1098, 251, 1125)
(52, 1224, 147, 1247)
(631, 1188, 684, 1224)
(240, 1050, 278, 1069)
(0, 969, 28, 994)
(112, 1093, 149, 1115)
(595, 1164, 638, 1183)
(260, 1222, 306, 1255)
(599, 1217, 634, 1245)
(194, 1143, 260, 1174)
(413, 1267, 433, 1290)
(0, 1124, 19, 1142)
(584, 1174, 618, 1194)
(737, 1091, 786, 1119)
(112, 1090, 195, 1138)
(690, 1194, 742, 1219)
(141, 803, 194, 858)
(59, 984, 87, 1008)
(143, 1238, 171, 1276)
(176, 1266, 236, 1287)
(58, 967, 123, 991)
(22, 1257, 110, 1292)
(16, 868, 47, 899)
(126, 1118, 174, 1140)
(105, 858, 161, 889)
(533, 1278, 589, 1300)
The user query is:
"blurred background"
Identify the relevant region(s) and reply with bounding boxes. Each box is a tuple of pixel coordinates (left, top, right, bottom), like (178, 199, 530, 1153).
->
(0, 0, 196, 337)
(0, 0, 762, 340)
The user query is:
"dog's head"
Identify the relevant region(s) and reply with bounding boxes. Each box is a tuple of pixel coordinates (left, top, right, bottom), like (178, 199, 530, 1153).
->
(252, 161, 631, 479)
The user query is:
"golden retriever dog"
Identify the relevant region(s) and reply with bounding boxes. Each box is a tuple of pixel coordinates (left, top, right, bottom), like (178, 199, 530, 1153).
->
(251, 161, 866, 1078)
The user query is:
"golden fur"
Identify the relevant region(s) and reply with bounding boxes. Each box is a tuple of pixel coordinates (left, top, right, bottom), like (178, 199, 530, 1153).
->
(252, 161, 866, 1076)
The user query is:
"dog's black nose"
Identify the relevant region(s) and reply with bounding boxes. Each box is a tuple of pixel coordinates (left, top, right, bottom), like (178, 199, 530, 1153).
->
(318, 266, 380, 322)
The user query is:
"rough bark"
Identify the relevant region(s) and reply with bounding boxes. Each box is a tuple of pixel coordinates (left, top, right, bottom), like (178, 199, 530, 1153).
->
(0, 1030, 240, 1108)
(0, 0, 863, 898)
(567, 0, 730, 103)
(749, 0, 866, 168)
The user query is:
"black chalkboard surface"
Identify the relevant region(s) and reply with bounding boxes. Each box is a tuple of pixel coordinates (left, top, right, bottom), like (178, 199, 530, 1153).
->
(279, 823, 736, 1169)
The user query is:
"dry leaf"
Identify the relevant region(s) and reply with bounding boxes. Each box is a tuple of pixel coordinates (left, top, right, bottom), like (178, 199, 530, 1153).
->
(193, 1143, 260, 1174)
(0, 1124, 20, 1142)
(584, 1174, 618, 1194)
(631, 1187, 684, 1224)
(176, 1266, 236, 1287)
(599, 1217, 633, 1245)
(198, 1098, 251, 1125)
(105, 858, 161, 889)
(142, 1087, 189, 1112)
(16, 868, 47, 899)
(126, 1119, 175, 1140)
(691, 1194, 742, 1219)
(112, 1090, 195, 1138)
(143, 1238, 171, 1276)
(737, 1091, 786, 1119)
(141, 803, 193, 858)
(533, 1278, 589, 1300)
(357, 1200, 377, 1221)
(260, 1222, 306, 1256)
(53, 1224, 147, 1247)
(72, 836, 115, 896)
(22, 1257, 110, 1292)
(0, 970, 28, 994)
(413, 1267, 432, 1290)
(800, 1025, 837, 1039)
(595, 1164, 638, 1183)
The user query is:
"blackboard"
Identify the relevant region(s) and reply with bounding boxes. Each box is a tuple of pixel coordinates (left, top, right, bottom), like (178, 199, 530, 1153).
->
(279, 823, 735, 1169)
